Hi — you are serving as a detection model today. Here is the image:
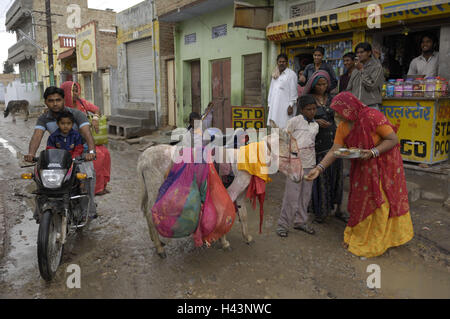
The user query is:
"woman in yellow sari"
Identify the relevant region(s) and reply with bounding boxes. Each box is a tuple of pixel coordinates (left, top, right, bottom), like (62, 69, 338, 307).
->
(305, 92, 413, 257)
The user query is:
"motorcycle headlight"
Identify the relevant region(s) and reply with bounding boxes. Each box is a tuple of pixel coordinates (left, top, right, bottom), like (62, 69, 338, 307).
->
(40, 169, 67, 189)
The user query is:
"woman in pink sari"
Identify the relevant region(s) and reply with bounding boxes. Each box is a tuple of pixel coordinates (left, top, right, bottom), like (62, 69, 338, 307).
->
(61, 81, 111, 195)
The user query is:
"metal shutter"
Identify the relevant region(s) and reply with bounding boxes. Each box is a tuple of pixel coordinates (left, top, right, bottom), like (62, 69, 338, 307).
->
(126, 37, 155, 103)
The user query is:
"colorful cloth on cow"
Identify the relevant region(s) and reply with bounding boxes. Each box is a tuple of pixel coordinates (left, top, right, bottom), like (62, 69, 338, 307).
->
(238, 141, 271, 233)
(46, 128, 84, 158)
(152, 148, 235, 246)
(331, 92, 413, 257)
(237, 141, 272, 182)
(61, 81, 111, 195)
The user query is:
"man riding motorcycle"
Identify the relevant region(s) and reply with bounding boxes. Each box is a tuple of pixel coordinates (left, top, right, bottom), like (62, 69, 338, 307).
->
(24, 86, 98, 218)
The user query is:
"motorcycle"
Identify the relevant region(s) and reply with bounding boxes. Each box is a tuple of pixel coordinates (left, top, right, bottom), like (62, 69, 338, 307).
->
(21, 148, 93, 281)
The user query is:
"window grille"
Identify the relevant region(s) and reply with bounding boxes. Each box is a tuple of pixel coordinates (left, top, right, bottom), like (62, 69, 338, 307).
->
(212, 24, 227, 39)
(290, 1, 315, 18)
(184, 33, 196, 45)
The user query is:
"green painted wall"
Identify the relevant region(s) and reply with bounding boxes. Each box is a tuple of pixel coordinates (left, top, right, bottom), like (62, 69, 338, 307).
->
(174, 3, 270, 127)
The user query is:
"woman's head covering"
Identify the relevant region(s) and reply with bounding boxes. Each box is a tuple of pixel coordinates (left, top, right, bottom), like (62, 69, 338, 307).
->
(329, 91, 367, 121)
(302, 70, 330, 96)
(60, 81, 81, 108)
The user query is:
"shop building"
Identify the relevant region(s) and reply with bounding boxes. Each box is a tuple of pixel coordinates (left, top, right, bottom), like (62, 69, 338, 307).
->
(6, 0, 116, 101)
(160, 0, 273, 131)
(110, 0, 175, 137)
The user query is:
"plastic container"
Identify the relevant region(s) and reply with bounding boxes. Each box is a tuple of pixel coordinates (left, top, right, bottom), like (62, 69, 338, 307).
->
(441, 78, 448, 96)
(386, 79, 396, 97)
(413, 78, 425, 97)
(394, 79, 404, 97)
(435, 77, 442, 98)
(403, 78, 413, 97)
(425, 77, 436, 98)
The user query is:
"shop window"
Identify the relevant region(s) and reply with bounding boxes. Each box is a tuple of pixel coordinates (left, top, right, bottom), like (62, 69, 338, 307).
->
(234, 3, 273, 31)
(290, 1, 315, 18)
(212, 24, 227, 39)
(184, 33, 196, 45)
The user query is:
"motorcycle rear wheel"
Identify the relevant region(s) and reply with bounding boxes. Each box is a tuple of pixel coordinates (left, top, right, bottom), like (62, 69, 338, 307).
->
(37, 210, 64, 281)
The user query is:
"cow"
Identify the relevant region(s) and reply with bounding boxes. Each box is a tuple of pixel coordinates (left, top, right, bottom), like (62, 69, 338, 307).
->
(4, 100, 29, 123)
(137, 121, 303, 258)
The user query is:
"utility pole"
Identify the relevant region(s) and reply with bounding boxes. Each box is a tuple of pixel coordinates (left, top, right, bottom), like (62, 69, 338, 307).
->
(45, 0, 55, 86)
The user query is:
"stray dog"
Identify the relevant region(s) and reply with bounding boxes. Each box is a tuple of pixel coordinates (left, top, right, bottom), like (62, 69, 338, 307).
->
(4, 100, 29, 123)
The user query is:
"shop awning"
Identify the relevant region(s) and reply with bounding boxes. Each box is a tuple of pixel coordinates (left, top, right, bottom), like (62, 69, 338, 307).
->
(266, 0, 450, 42)
(57, 48, 75, 60)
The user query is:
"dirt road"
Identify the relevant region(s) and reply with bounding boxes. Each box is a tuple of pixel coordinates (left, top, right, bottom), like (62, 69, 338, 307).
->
(0, 114, 449, 299)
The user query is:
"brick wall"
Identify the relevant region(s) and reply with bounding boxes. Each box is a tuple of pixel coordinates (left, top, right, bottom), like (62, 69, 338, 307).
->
(86, 9, 116, 30)
(97, 29, 118, 69)
(31, 0, 87, 61)
(158, 21, 175, 126)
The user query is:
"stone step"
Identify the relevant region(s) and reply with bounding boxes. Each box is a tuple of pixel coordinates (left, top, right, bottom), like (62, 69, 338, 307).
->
(109, 115, 154, 127)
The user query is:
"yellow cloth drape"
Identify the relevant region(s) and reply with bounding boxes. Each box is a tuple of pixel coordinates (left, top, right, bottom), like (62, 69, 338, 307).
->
(237, 141, 272, 183)
(344, 184, 414, 258)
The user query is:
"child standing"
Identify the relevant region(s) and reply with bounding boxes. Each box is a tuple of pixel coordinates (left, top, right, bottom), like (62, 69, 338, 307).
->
(46, 111, 84, 159)
(277, 94, 319, 237)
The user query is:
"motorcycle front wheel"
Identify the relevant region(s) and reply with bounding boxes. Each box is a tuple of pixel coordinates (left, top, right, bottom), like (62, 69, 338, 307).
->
(37, 210, 64, 281)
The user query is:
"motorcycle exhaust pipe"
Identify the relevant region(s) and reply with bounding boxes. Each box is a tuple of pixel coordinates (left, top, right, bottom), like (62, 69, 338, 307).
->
(70, 195, 88, 200)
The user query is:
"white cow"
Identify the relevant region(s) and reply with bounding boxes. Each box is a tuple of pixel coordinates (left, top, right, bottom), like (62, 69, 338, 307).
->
(138, 123, 302, 258)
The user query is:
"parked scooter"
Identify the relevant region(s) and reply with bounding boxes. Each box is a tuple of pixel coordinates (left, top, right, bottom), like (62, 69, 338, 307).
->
(21, 148, 93, 281)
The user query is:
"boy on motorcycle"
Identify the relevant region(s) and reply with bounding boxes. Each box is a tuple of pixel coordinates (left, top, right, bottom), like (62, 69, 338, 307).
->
(24, 86, 98, 218)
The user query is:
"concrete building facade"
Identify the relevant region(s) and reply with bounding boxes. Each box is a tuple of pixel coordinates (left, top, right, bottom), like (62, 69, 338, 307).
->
(6, 0, 116, 108)
(160, 0, 272, 130)
(109, 0, 176, 137)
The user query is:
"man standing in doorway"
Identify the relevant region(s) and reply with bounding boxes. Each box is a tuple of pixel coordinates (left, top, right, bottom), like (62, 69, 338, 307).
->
(408, 33, 439, 77)
(339, 52, 356, 92)
(346, 42, 384, 110)
(267, 53, 298, 129)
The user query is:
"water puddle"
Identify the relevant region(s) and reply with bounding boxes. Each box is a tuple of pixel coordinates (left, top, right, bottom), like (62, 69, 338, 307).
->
(0, 137, 18, 158)
(1, 202, 38, 288)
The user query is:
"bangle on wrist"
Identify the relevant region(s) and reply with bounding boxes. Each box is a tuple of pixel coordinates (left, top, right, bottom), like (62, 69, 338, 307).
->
(317, 163, 325, 172)
(371, 148, 379, 158)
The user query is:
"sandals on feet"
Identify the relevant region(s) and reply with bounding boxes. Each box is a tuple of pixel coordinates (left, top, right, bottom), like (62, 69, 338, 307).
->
(294, 224, 315, 235)
(276, 228, 288, 237)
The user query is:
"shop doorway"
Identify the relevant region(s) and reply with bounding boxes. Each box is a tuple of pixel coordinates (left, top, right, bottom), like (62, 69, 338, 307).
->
(294, 52, 313, 75)
(190, 60, 201, 114)
(102, 71, 111, 116)
(243, 53, 262, 106)
(167, 59, 176, 126)
(211, 58, 231, 131)
(381, 28, 440, 79)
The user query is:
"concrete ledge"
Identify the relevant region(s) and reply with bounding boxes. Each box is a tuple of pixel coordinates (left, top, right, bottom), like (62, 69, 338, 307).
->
(407, 181, 421, 203)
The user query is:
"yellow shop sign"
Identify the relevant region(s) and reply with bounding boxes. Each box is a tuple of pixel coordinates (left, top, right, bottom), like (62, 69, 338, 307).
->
(381, 98, 450, 164)
(232, 106, 265, 130)
(267, 0, 450, 42)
